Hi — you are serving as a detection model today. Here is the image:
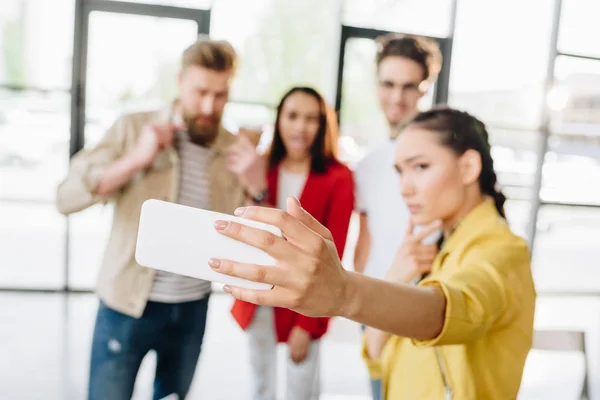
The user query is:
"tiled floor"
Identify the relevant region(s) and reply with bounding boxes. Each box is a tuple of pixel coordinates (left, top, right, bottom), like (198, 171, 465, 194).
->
(0, 292, 595, 400)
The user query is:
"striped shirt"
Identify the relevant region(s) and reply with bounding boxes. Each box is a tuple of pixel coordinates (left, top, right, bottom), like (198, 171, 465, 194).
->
(148, 131, 213, 303)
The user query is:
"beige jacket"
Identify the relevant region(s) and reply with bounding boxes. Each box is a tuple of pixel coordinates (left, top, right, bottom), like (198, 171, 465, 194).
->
(56, 107, 245, 318)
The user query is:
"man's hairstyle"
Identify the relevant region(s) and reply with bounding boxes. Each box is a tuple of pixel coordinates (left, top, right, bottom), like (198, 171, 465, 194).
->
(375, 33, 442, 84)
(181, 35, 237, 72)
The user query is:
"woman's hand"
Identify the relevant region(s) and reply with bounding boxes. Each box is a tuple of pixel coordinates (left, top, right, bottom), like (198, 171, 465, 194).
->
(385, 220, 442, 284)
(209, 197, 349, 317)
(210, 197, 446, 340)
(288, 326, 311, 364)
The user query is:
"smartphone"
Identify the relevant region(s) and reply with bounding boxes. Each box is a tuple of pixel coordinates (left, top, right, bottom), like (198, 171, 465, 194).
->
(135, 199, 281, 290)
(414, 224, 443, 245)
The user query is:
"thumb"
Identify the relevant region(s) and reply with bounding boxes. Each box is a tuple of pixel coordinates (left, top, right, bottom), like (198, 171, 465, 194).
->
(156, 123, 176, 141)
(286, 197, 333, 240)
(238, 131, 254, 147)
(405, 219, 415, 239)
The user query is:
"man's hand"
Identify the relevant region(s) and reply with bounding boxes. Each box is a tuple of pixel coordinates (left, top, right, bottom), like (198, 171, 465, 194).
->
(288, 326, 311, 364)
(130, 123, 177, 169)
(227, 134, 267, 196)
(93, 122, 179, 197)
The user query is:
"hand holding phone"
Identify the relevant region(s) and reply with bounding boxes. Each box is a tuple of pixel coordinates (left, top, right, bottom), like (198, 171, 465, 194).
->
(135, 199, 281, 290)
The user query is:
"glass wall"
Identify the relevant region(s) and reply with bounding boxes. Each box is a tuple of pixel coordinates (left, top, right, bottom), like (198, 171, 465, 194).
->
(533, 0, 600, 293)
(211, 0, 340, 105)
(0, 0, 596, 291)
(448, 0, 555, 240)
(0, 0, 74, 289)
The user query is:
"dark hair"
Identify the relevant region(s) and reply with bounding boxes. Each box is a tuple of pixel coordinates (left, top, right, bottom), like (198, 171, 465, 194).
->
(403, 107, 507, 218)
(268, 87, 338, 173)
(375, 33, 442, 85)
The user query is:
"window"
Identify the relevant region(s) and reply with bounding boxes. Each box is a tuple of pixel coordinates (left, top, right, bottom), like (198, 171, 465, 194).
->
(489, 127, 540, 239)
(552, 56, 600, 129)
(544, 56, 600, 206)
(532, 205, 600, 292)
(0, 203, 65, 289)
(0, 0, 74, 289)
(85, 11, 199, 148)
(342, 0, 453, 37)
(0, 0, 74, 89)
(0, 89, 70, 201)
(338, 38, 387, 153)
(489, 127, 539, 201)
(0, 89, 69, 289)
(449, 0, 554, 130)
(558, 0, 600, 58)
(211, 0, 339, 105)
(97, 0, 211, 8)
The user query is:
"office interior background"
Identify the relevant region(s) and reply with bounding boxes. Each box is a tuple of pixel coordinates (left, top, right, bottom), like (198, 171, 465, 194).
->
(1, 0, 599, 399)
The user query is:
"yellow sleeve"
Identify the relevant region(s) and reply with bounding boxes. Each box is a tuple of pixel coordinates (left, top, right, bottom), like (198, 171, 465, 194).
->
(413, 243, 529, 347)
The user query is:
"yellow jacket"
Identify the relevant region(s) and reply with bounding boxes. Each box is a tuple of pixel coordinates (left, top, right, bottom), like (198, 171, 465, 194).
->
(363, 199, 536, 399)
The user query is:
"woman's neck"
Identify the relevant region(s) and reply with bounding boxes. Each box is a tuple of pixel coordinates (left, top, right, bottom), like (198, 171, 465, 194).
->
(281, 156, 311, 174)
(442, 192, 487, 238)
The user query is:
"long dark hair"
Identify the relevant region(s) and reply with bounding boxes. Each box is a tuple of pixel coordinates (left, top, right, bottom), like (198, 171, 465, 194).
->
(403, 106, 507, 218)
(268, 86, 338, 173)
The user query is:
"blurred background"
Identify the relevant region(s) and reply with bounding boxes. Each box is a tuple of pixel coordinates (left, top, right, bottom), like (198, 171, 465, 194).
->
(1, 0, 599, 399)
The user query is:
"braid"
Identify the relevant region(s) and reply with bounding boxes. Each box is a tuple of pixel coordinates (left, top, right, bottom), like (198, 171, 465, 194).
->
(479, 148, 507, 218)
(471, 116, 506, 218)
(407, 107, 507, 218)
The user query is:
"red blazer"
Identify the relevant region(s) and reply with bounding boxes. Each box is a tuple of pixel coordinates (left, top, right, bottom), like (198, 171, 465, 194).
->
(231, 160, 354, 342)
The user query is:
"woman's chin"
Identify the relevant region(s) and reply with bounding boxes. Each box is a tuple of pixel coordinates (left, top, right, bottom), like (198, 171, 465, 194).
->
(286, 150, 309, 161)
(410, 214, 435, 226)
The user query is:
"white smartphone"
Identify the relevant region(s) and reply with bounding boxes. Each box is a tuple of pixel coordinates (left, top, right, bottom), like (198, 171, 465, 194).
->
(414, 224, 443, 245)
(135, 199, 282, 290)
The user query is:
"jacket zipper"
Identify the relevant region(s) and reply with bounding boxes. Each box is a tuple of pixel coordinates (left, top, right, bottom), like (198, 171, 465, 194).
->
(434, 347, 453, 400)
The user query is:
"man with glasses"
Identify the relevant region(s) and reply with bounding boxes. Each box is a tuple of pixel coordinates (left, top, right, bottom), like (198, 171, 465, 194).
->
(353, 33, 443, 400)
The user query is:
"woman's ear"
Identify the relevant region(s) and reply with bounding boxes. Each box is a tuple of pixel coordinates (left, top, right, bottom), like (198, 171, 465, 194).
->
(459, 149, 482, 186)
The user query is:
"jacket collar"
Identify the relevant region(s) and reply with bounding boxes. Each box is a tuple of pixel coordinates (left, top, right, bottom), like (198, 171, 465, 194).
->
(439, 198, 504, 256)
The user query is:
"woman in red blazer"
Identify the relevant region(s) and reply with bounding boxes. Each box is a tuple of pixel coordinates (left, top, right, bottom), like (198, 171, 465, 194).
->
(228, 86, 354, 400)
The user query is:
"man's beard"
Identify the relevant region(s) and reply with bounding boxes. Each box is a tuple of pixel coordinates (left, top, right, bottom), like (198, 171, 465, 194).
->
(182, 113, 221, 147)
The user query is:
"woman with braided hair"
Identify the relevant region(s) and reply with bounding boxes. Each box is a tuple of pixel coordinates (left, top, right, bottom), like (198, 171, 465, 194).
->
(210, 107, 536, 399)
(360, 106, 535, 399)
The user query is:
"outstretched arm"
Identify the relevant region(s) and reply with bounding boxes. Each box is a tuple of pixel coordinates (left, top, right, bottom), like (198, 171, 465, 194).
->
(211, 198, 447, 340)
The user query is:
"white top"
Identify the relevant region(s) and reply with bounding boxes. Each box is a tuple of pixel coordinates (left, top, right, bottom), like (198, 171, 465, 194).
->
(277, 169, 308, 210)
(354, 140, 410, 279)
(148, 131, 213, 303)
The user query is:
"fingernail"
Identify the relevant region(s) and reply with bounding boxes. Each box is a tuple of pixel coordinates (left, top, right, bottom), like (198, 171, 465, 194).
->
(223, 285, 232, 294)
(234, 207, 247, 216)
(214, 220, 229, 230)
(208, 258, 220, 268)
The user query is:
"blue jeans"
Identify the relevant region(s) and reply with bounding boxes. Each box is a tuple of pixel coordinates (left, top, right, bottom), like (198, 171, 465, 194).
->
(361, 325, 383, 400)
(88, 297, 210, 400)
(370, 378, 383, 400)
